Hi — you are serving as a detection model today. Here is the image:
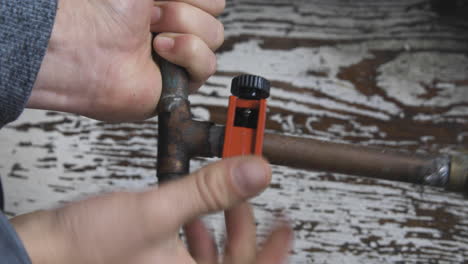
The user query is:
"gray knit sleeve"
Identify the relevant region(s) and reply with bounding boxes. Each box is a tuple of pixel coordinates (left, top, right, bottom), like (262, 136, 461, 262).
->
(0, 212, 31, 264)
(0, 0, 58, 128)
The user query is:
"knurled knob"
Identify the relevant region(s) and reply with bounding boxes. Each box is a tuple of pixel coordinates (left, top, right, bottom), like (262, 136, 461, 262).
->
(231, 75, 270, 100)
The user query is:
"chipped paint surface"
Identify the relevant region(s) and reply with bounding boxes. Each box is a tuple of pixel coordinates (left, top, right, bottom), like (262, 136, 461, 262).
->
(1, 0, 468, 263)
(378, 53, 468, 107)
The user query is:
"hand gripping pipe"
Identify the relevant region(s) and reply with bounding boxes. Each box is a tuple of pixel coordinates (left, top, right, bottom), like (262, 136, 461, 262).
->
(155, 60, 468, 192)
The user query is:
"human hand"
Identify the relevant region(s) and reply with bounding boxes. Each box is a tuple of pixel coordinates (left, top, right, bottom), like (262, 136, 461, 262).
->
(11, 156, 293, 264)
(27, 0, 224, 121)
(184, 203, 293, 264)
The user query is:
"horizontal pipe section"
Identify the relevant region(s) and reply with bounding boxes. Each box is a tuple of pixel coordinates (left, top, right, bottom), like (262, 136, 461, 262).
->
(263, 133, 449, 186)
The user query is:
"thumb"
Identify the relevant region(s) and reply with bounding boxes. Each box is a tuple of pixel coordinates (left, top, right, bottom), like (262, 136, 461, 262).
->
(141, 156, 271, 232)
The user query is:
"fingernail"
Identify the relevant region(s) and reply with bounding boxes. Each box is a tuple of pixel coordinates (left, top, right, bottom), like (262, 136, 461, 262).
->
(152, 6, 162, 23)
(233, 159, 268, 195)
(155, 36, 174, 52)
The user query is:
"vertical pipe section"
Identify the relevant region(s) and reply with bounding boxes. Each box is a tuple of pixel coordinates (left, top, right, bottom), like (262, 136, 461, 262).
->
(157, 58, 191, 183)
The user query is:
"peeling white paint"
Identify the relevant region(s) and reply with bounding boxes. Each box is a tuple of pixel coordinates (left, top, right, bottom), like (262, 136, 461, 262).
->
(378, 53, 468, 107)
(1, 1, 468, 263)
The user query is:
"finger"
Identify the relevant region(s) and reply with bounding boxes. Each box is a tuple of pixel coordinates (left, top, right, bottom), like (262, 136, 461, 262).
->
(155, 0, 226, 16)
(151, 2, 224, 50)
(183, 219, 218, 263)
(223, 203, 257, 264)
(153, 33, 217, 92)
(257, 225, 294, 264)
(141, 156, 271, 234)
(135, 238, 196, 264)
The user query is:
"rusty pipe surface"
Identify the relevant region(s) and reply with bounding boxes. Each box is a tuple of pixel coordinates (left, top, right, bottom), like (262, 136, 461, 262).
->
(155, 85, 467, 191)
(156, 58, 191, 182)
(262, 133, 451, 187)
(156, 56, 225, 182)
(193, 127, 459, 189)
(154, 51, 465, 190)
(262, 133, 468, 192)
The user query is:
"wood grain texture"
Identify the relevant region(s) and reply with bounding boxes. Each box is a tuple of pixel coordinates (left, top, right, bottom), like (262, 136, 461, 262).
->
(1, 0, 468, 263)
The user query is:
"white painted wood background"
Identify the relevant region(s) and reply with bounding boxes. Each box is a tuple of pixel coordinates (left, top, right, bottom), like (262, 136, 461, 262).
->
(1, 0, 468, 263)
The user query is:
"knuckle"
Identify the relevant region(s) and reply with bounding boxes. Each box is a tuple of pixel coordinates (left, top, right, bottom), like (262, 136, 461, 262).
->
(185, 35, 202, 56)
(138, 192, 170, 239)
(177, 34, 201, 61)
(171, 2, 190, 26)
(186, 37, 217, 79)
(194, 168, 229, 212)
(213, 21, 225, 50)
(212, 0, 226, 16)
(206, 52, 217, 77)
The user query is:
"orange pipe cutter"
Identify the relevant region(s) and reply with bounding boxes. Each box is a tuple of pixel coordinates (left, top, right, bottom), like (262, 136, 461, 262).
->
(222, 75, 270, 158)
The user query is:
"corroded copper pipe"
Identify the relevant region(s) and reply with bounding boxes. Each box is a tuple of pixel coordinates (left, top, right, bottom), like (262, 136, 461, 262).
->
(172, 120, 451, 185)
(192, 127, 455, 188)
(156, 58, 224, 182)
(262, 133, 450, 186)
(157, 59, 191, 182)
(155, 58, 466, 191)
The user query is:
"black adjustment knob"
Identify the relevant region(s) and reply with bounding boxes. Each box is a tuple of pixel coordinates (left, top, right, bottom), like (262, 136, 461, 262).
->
(231, 75, 270, 100)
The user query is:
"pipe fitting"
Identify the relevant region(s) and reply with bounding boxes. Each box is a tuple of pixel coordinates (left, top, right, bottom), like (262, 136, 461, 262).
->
(448, 154, 468, 192)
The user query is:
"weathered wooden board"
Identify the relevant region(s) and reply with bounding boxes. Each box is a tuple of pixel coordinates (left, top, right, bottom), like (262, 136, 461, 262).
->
(1, 0, 468, 263)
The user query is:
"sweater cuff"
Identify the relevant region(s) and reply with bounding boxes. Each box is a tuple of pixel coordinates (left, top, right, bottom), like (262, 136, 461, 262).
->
(0, 212, 32, 264)
(0, 0, 58, 128)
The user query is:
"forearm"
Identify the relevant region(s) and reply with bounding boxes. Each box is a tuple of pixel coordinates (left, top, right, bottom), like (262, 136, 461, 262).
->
(0, 0, 58, 128)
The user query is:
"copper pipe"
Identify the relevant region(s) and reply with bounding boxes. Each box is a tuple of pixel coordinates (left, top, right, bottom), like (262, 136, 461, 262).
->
(154, 55, 466, 191)
(189, 127, 456, 189)
(167, 119, 458, 188)
(156, 58, 191, 182)
(262, 133, 450, 186)
(156, 57, 224, 182)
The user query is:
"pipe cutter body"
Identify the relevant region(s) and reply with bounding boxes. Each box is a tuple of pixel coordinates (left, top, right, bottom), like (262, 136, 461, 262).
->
(222, 75, 270, 158)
